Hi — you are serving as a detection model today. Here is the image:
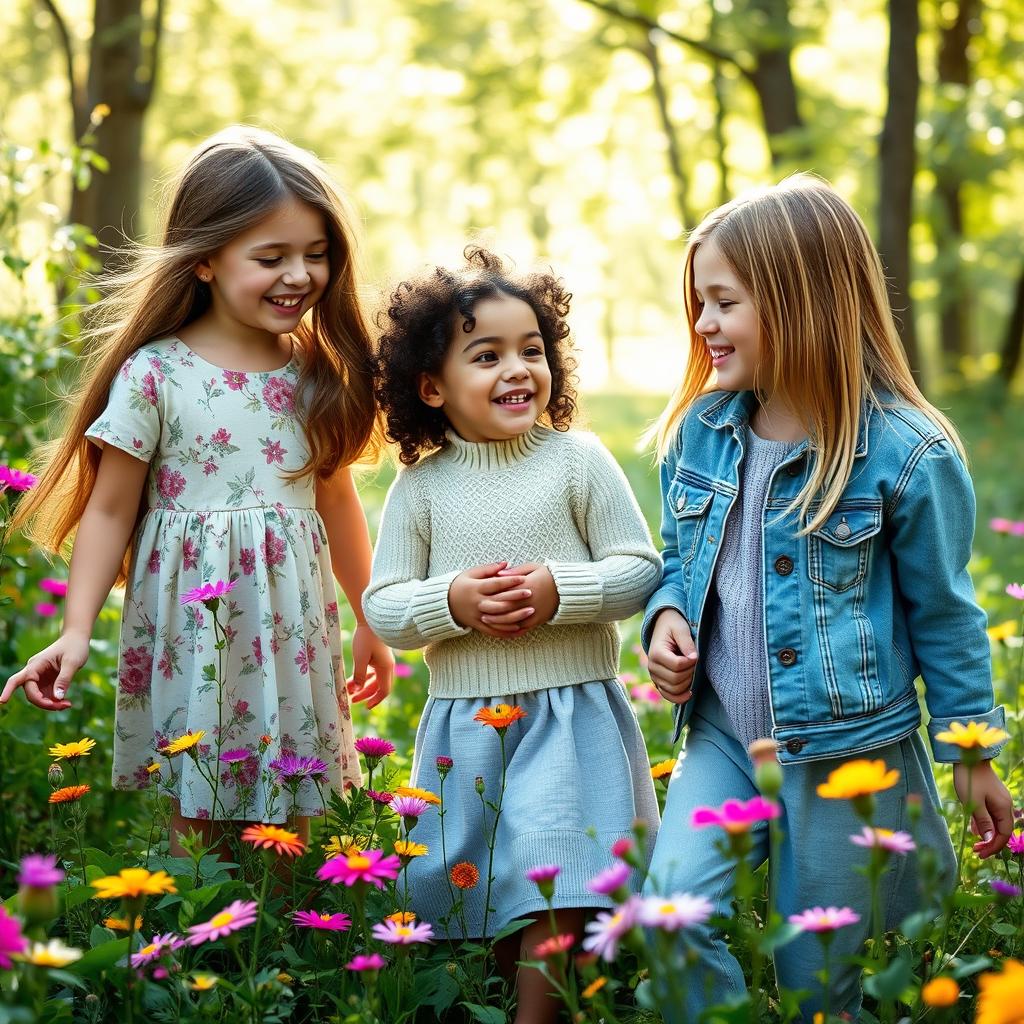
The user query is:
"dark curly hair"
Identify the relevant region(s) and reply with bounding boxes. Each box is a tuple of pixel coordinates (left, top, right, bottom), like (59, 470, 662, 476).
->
(375, 245, 579, 465)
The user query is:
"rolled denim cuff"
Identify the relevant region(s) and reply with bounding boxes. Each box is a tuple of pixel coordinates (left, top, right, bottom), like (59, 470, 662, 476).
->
(641, 592, 688, 652)
(927, 705, 1008, 763)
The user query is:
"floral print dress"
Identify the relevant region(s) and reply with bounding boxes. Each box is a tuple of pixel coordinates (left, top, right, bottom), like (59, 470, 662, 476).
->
(86, 337, 359, 822)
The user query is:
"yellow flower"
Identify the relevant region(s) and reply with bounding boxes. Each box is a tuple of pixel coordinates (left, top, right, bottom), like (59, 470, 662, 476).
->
(987, 620, 1017, 643)
(48, 737, 96, 761)
(921, 977, 959, 1008)
(190, 974, 218, 991)
(394, 840, 428, 858)
(18, 939, 82, 967)
(976, 958, 1024, 1024)
(816, 759, 900, 800)
(650, 759, 676, 780)
(91, 867, 177, 900)
(394, 785, 441, 805)
(146, 762, 162, 775)
(159, 731, 206, 757)
(322, 834, 362, 857)
(582, 976, 607, 999)
(103, 915, 144, 932)
(386, 911, 417, 924)
(934, 721, 1009, 750)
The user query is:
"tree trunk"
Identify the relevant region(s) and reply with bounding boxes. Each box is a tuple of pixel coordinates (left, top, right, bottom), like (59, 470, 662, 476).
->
(878, 0, 921, 375)
(933, 0, 976, 373)
(999, 258, 1024, 386)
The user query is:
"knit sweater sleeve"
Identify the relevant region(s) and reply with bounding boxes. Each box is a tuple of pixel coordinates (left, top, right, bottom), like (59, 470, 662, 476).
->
(361, 467, 471, 649)
(547, 435, 662, 625)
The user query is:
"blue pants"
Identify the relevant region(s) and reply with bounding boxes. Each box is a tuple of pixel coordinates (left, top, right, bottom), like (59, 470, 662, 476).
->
(645, 688, 956, 1022)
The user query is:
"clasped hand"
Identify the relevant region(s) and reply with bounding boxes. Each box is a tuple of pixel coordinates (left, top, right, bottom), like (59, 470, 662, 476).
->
(448, 561, 559, 638)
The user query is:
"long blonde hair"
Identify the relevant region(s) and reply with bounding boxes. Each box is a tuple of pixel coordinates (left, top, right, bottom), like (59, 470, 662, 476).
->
(654, 173, 965, 534)
(14, 126, 381, 582)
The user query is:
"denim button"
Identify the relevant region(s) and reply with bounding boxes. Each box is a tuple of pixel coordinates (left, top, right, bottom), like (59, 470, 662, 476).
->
(785, 738, 805, 754)
(834, 518, 852, 540)
(778, 647, 798, 666)
(774, 555, 794, 576)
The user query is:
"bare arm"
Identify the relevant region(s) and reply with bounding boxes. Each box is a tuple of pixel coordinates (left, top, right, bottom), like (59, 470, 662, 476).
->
(316, 466, 394, 709)
(1, 445, 149, 710)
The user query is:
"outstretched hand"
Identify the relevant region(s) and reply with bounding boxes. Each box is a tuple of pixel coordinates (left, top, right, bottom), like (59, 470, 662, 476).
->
(953, 760, 1015, 858)
(1, 632, 91, 712)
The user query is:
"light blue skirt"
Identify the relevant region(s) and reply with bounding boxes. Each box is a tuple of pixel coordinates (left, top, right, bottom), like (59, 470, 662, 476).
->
(405, 680, 660, 939)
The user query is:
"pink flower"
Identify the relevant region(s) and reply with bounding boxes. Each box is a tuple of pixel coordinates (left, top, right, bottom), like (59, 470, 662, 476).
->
(18, 854, 64, 887)
(525, 865, 561, 884)
(354, 736, 396, 762)
(691, 796, 781, 834)
(140, 372, 158, 406)
(317, 849, 401, 889)
(261, 439, 287, 465)
(239, 547, 256, 575)
(156, 465, 186, 500)
(611, 838, 634, 860)
(367, 790, 394, 805)
(0, 465, 38, 492)
(346, 952, 387, 971)
(218, 748, 251, 764)
(371, 918, 434, 944)
(393, 661, 413, 678)
(292, 910, 352, 931)
(0, 906, 29, 968)
(788, 906, 861, 932)
(637, 893, 714, 931)
(263, 376, 295, 413)
(391, 796, 430, 819)
(130, 933, 184, 967)
(262, 527, 287, 567)
(223, 370, 249, 390)
(991, 518, 1024, 536)
(533, 933, 575, 958)
(147, 550, 161, 574)
(186, 900, 258, 945)
(582, 898, 640, 961)
(630, 682, 662, 704)
(849, 827, 916, 854)
(39, 578, 68, 597)
(587, 862, 631, 896)
(1007, 583, 1024, 601)
(35, 602, 59, 617)
(1008, 832, 1024, 855)
(210, 428, 231, 446)
(179, 579, 237, 606)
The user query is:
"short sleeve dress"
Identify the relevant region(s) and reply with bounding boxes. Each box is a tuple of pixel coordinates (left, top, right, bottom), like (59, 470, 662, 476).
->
(86, 337, 360, 822)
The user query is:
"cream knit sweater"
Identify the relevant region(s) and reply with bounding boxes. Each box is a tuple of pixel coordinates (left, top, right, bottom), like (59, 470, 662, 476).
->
(363, 425, 662, 698)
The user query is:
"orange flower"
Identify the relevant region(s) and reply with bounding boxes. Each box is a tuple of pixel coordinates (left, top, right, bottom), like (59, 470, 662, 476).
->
(386, 911, 416, 924)
(394, 785, 441, 805)
(473, 704, 527, 731)
(582, 976, 608, 999)
(240, 824, 306, 858)
(921, 977, 959, 1008)
(49, 784, 90, 804)
(450, 861, 480, 889)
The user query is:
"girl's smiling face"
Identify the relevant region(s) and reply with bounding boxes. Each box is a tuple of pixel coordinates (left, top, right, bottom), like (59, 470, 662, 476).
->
(418, 294, 553, 443)
(692, 238, 761, 393)
(199, 195, 330, 342)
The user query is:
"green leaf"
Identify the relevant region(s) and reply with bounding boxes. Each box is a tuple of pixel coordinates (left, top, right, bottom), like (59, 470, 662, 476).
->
(951, 955, 993, 979)
(756, 921, 803, 953)
(990, 921, 1018, 936)
(492, 918, 531, 942)
(415, 966, 461, 1014)
(460, 1002, 507, 1024)
(898, 909, 937, 940)
(863, 955, 914, 1000)
(66, 937, 129, 978)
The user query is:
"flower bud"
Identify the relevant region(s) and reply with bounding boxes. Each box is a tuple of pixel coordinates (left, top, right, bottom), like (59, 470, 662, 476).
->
(48, 763, 64, 787)
(748, 738, 783, 798)
(474, 775, 485, 795)
(436, 755, 453, 780)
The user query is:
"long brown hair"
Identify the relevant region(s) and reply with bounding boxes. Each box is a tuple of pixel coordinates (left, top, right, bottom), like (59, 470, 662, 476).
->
(14, 126, 381, 582)
(654, 173, 965, 534)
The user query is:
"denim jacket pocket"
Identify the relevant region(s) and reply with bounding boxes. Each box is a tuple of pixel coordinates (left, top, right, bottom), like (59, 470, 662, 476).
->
(667, 481, 714, 567)
(808, 503, 883, 593)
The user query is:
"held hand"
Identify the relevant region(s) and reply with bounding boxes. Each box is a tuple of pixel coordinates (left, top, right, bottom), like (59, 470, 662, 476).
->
(491, 563, 559, 634)
(0, 632, 91, 711)
(952, 760, 1015, 858)
(448, 562, 532, 638)
(647, 609, 698, 705)
(346, 624, 394, 710)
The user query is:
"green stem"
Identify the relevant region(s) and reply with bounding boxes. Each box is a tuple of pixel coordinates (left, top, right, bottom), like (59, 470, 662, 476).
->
(248, 857, 272, 975)
(480, 730, 510, 944)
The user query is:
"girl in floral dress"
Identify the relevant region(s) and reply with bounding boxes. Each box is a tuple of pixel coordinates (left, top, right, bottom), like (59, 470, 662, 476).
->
(2, 127, 393, 849)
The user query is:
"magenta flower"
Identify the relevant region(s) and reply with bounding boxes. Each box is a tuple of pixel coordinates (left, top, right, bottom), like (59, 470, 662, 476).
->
(354, 736, 396, 762)
(218, 747, 251, 764)
(1008, 833, 1024, 855)
(611, 838, 634, 860)
(317, 849, 401, 889)
(1007, 583, 1024, 601)
(367, 789, 394, 805)
(849, 827, 916, 854)
(525, 865, 561, 884)
(391, 795, 430, 819)
(788, 906, 861, 932)
(0, 906, 28, 968)
(35, 602, 59, 617)
(39, 578, 68, 597)
(292, 910, 352, 931)
(179, 579, 237, 606)
(0, 465, 38, 492)
(371, 919, 435, 944)
(630, 682, 662, 704)
(18, 854, 64, 887)
(991, 518, 1024, 536)
(989, 879, 1022, 899)
(436, 755, 453, 779)
(582, 897, 640, 961)
(130, 933, 184, 967)
(270, 754, 329, 783)
(393, 661, 413, 677)
(186, 900, 259, 945)
(346, 952, 387, 971)
(691, 796, 781, 834)
(587, 862, 631, 896)
(637, 893, 714, 931)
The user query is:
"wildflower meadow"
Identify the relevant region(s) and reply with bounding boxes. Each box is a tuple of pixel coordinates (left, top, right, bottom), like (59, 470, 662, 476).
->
(2, 141, 1024, 1024)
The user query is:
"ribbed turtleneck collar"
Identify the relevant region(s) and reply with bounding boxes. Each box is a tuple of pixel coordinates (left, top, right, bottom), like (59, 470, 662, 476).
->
(443, 424, 552, 470)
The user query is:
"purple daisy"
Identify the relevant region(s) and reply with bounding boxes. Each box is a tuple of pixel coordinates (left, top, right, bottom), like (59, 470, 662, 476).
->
(269, 754, 329, 784)
(17, 854, 65, 888)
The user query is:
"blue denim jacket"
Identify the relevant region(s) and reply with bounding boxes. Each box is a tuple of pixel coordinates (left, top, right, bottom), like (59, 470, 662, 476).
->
(641, 390, 1006, 765)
